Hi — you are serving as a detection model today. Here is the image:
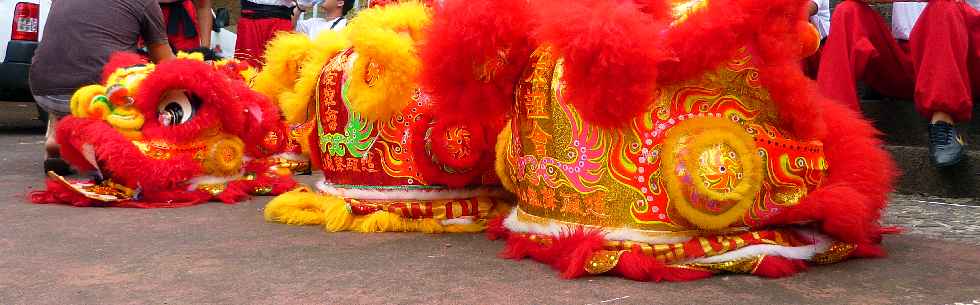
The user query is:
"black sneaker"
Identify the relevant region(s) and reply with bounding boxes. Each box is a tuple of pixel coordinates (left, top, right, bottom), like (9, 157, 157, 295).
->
(928, 122, 966, 168)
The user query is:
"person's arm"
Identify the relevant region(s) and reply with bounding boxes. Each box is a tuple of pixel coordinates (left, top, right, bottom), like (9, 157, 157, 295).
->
(147, 42, 176, 62)
(194, 0, 213, 48)
(141, 0, 174, 62)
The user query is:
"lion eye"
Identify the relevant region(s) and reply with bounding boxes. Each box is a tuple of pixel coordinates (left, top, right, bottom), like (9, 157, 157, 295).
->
(157, 90, 200, 126)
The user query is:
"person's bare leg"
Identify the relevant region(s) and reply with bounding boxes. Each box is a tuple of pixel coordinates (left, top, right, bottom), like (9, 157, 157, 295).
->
(931, 112, 954, 124)
(44, 115, 59, 158)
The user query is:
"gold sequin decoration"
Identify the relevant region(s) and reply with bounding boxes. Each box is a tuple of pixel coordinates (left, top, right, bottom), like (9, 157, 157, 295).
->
(253, 186, 273, 196)
(684, 255, 764, 274)
(197, 183, 227, 196)
(810, 242, 857, 265)
(585, 250, 626, 275)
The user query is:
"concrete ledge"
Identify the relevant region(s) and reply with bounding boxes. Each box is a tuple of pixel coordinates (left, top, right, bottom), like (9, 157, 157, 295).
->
(860, 99, 980, 148)
(886, 145, 979, 198)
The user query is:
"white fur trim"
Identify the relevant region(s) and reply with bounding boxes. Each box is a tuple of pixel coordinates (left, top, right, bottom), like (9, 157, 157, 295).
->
(270, 152, 306, 161)
(441, 217, 476, 226)
(315, 180, 509, 201)
(502, 208, 694, 244)
(685, 229, 832, 264)
(502, 208, 836, 261)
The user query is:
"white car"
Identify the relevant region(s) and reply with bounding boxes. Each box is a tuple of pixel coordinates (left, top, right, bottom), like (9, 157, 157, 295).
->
(0, 0, 49, 101)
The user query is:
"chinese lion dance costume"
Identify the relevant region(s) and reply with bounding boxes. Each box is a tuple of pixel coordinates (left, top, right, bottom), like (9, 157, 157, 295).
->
(257, 1, 510, 233)
(421, 0, 897, 280)
(30, 53, 297, 208)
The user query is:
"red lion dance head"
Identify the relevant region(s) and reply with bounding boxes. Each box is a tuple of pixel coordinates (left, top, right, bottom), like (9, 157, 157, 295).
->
(31, 53, 297, 208)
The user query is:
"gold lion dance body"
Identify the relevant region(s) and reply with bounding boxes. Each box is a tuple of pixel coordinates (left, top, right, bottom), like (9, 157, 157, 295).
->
(257, 1, 510, 233)
(421, 0, 896, 280)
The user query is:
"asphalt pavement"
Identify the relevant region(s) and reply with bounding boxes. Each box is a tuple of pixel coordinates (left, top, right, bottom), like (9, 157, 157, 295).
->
(1, 102, 979, 305)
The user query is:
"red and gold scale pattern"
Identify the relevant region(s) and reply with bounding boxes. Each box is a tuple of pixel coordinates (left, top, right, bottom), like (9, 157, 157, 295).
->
(503, 46, 828, 232)
(345, 197, 504, 219)
(311, 49, 499, 189)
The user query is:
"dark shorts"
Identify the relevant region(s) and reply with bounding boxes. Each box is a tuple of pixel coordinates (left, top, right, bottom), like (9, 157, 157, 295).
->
(34, 94, 71, 117)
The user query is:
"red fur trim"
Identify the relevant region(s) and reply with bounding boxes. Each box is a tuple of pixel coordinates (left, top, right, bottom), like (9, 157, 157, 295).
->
(217, 60, 252, 82)
(485, 215, 508, 240)
(613, 251, 714, 282)
(216, 183, 251, 203)
(851, 243, 886, 258)
(136, 59, 248, 144)
(499, 229, 605, 279)
(420, 0, 533, 124)
(131, 190, 212, 208)
(56, 117, 202, 191)
(101, 52, 148, 82)
(235, 81, 287, 158)
(763, 96, 896, 245)
(30, 178, 212, 208)
(531, 0, 670, 127)
(752, 256, 808, 278)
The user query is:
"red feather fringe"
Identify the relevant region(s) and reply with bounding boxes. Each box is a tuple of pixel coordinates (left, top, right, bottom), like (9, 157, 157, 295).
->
(420, 0, 534, 125)
(136, 59, 248, 144)
(763, 95, 896, 246)
(531, 0, 670, 127)
(56, 117, 202, 191)
(752, 256, 808, 278)
(101, 52, 149, 83)
(613, 251, 714, 282)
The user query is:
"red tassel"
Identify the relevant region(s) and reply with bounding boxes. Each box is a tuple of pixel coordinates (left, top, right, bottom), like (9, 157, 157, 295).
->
(752, 256, 808, 278)
(613, 251, 714, 282)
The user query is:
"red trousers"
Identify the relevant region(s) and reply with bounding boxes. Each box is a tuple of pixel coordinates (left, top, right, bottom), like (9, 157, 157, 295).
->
(817, 0, 980, 122)
(234, 17, 293, 68)
(161, 0, 200, 51)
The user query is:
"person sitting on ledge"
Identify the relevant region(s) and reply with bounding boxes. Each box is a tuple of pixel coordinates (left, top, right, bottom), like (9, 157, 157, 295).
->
(816, 0, 979, 167)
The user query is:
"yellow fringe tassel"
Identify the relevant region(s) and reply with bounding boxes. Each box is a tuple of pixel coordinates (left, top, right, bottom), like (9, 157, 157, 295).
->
(277, 31, 350, 124)
(264, 189, 505, 234)
(251, 33, 314, 100)
(344, 1, 431, 122)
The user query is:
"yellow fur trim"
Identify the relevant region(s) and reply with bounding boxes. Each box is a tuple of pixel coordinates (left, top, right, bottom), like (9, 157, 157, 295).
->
(70, 85, 106, 118)
(344, 1, 431, 122)
(264, 190, 337, 225)
(277, 31, 350, 124)
(264, 189, 504, 233)
(495, 122, 517, 192)
(252, 33, 314, 101)
(176, 51, 205, 61)
(661, 117, 762, 230)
